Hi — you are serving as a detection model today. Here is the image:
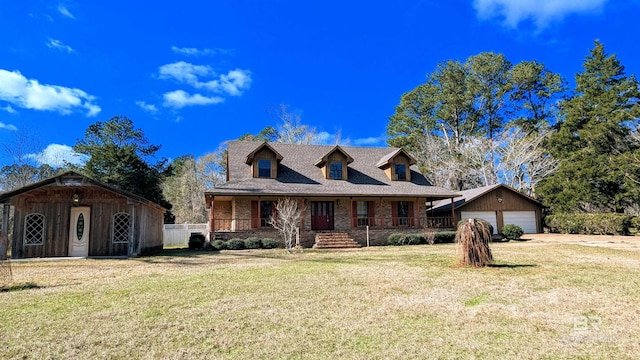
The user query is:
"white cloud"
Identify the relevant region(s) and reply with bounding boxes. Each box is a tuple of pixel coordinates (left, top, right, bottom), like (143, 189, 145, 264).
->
(158, 61, 212, 85)
(2, 105, 17, 114)
(135, 101, 158, 113)
(57, 4, 75, 19)
(353, 136, 387, 146)
(171, 46, 230, 56)
(163, 90, 224, 109)
(29, 144, 86, 167)
(0, 69, 100, 116)
(47, 38, 75, 53)
(473, 0, 607, 28)
(0, 122, 18, 131)
(197, 69, 252, 96)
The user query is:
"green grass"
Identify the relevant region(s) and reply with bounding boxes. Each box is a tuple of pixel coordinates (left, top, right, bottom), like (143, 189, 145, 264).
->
(1, 242, 639, 359)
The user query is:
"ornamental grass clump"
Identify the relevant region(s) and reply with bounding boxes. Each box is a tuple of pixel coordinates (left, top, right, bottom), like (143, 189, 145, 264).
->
(455, 218, 493, 267)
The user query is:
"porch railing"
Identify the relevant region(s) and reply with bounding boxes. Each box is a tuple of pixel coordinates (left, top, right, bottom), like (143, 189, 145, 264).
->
(212, 216, 454, 232)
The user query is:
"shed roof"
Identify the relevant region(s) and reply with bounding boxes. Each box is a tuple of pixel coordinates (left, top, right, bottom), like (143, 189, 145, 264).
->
(0, 171, 167, 211)
(207, 141, 459, 199)
(428, 184, 542, 212)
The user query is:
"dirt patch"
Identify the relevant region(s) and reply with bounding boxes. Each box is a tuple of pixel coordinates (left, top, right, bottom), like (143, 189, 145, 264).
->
(520, 233, 640, 251)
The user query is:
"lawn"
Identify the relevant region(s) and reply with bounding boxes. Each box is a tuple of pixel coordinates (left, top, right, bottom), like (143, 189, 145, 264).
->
(1, 241, 639, 359)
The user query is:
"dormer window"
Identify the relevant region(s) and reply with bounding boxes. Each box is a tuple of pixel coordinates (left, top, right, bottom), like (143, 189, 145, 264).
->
(315, 145, 353, 181)
(329, 162, 343, 180)
(245, 142, 283, 179)
(258, 160, 271, 178)
(377, 148, 417, 182)
(394, 164, 407, 180)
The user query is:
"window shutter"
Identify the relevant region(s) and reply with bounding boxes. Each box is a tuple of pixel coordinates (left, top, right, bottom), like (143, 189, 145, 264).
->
(408, 201, 415, 226)
(368, 201, 376, 226)
(391, 201, 398, 226)
(251, 201, 259, 228)
(351, 201, 357, 228)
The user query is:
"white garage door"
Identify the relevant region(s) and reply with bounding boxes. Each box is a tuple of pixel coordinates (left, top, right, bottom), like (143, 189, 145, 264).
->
(503, 211, 537, 233)
(461, 211, 497, 234)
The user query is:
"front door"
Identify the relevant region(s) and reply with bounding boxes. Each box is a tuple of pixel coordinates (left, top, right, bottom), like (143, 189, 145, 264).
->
(311, 201, 334, 230)
(68, 207, 90, 257)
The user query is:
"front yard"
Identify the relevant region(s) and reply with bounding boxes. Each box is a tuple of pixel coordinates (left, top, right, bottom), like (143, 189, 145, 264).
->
(1, 240, 639, 359)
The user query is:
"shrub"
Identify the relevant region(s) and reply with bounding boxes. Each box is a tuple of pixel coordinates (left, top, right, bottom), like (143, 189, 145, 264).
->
(188, 233, 205, 250)
(261, 238, 279, 249)
(631, 216, 640, 233)
(244, 237, 262, 249)
(433, 231, 456, 243)
(458, 218, 493, 235)
(502, 224, 524, 240)
(211, 240, 226, 250)
(387, 233, 424, 246)
(546, 213, 633, 235)
(226, 238, 245, 250)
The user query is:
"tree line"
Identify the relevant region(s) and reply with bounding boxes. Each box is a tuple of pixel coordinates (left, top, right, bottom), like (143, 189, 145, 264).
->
(1, 40, 638, 220)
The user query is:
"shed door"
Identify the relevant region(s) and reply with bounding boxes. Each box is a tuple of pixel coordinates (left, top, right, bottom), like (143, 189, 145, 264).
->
(503, 211, 537, 233)
(461, 211, 497, 234)
(69, 207, 90, 257)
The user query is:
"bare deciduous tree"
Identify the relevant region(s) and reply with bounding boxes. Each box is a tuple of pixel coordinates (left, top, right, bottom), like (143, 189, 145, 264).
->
(270, 104, 319, 145)
(269, 197, 302, 251)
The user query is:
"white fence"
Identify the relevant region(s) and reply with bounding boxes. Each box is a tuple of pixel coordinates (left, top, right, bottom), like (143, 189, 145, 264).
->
(163, 223, 208, 247)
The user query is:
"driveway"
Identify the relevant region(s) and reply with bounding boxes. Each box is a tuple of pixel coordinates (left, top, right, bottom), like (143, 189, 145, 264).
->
(522, 233, 640, 251)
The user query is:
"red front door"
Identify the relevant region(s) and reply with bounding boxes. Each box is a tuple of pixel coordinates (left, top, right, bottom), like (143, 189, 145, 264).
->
(311, 201, 334, 230)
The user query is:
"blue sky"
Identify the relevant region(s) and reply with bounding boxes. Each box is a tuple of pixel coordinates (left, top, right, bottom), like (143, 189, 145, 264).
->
(1, 0, 639, 167)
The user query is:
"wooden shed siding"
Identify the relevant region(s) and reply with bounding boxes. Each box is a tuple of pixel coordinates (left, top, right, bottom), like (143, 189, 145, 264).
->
(448, 188, 542, 233)
(7, 185, 164, 258)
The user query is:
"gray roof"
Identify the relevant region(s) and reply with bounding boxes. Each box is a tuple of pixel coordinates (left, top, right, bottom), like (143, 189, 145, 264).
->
(428, 183, 541, 212)
(207, 141, 459, 199)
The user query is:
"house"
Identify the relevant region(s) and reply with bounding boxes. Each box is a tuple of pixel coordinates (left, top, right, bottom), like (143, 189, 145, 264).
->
(428, 184, 544, 234)
(204, 141, 460, 247)
(0, 171, 165, 259)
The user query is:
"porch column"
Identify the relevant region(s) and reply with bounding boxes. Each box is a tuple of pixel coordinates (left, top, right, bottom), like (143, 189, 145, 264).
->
(379, 198, 384, 228)
(415, 198, 419, 228)
(451, 198, 455, 228)
(425, 200, 431, 228)
(300, 198, 305, 230)
(128, 203, 136, 257)
(1, 203, 9, 260)
(209, 197, 215, 233)
(350, 197, 354, 229)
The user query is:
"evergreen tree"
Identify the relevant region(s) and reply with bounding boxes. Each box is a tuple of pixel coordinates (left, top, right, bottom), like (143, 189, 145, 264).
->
(538, 41, 640, 213)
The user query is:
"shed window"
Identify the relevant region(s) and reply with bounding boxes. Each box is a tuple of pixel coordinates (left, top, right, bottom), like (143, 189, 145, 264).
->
(112, 212, 130, 243)
(258, 160, 271, 178)
(394, 164, 407, 181)
(24, 213, 45, 245)
(329, 162, 343, 179)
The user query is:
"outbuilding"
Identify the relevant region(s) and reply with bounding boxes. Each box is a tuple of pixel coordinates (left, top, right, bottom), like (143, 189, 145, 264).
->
(428, 184, 544, 234)
(0, 171, 165, 259)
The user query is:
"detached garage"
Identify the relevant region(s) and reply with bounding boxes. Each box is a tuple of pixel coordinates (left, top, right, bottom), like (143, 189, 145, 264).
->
(429, 184, 544, 234)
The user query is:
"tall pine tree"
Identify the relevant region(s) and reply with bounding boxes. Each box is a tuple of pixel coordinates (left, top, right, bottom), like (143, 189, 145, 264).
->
(539, 41, 640, 213)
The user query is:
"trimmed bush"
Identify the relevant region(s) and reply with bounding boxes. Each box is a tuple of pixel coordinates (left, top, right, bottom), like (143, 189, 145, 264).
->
(387, 233, 424, 246)
(502, 224, 524, 240)
(211, 240, 226, 250)
(188, 233, 205, 250)
(433, 231, 456, 243)
(226, 238, 245, 250)
(261, 238, 279, 249)
(244, 237, 262, 249)
(546, 213, 633, 235)
(458, 218, 493, 235)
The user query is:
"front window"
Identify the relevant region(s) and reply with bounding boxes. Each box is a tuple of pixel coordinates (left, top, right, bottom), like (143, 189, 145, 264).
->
(394, 164, 407, 180)
(258, 160, 271, 178)
(357, 201, 369, 226)
(397, 201, 409, 226)
(329, 162, 343, 179)
(260, 201, 273, 227)
(24, 213, 45, 245)
(113, 213, 130, 243)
